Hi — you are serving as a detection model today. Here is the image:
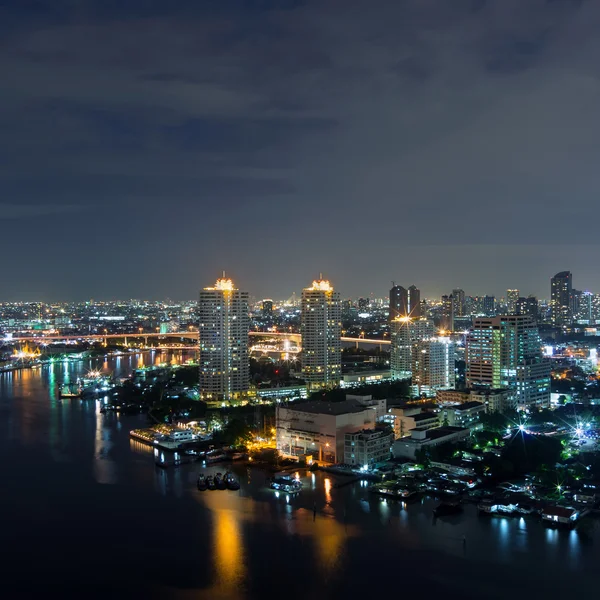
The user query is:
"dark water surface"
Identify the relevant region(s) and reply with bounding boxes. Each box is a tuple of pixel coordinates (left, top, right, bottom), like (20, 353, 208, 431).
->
(1, 352, 598, 599)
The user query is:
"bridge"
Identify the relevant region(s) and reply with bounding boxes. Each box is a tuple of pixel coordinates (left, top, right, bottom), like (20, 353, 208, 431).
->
(3, 331, 390, 349)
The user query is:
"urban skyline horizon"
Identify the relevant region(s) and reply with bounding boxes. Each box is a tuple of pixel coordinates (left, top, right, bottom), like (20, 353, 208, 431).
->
(1, 268, 591, 305)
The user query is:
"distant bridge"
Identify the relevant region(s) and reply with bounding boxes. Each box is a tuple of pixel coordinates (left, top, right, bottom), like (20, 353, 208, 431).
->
(3, 330, 391, 349)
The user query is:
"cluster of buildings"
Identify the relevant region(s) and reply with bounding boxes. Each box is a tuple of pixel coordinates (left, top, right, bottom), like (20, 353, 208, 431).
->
(198, 276, 342, 404)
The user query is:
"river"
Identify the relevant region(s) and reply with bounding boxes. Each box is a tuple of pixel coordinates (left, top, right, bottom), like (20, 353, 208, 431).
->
(0, 351, 598, 599)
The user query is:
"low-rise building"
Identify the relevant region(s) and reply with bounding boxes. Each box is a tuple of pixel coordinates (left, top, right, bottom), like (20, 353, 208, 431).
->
(442, 401, 486, 428)
(276, 398, 380, 463)
(343, 426, 394, 468)
(436, 389, 470, 404)
(392, 426, 471, 459)
(388, 407, 440, 439)
(469, 388, 513, 412)
(341, 371, 391, 388)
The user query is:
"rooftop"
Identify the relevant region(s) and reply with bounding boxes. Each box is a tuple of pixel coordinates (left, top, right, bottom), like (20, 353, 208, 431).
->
(453, 401, 485, 411)
(410, 426, 469, 441)
(284, 398, 370, 416)
(413, 412, 439, 422)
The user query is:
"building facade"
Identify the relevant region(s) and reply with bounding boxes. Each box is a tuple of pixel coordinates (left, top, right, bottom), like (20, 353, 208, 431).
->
(411, 337, 455, 396)
(343, 427, 394, 468)
(276, 399, 379, 463)
(466, 315, 550, 409)
(198, 277, 249, 403)
(507, 289, 519, 314)
(301, 279, 342, 389)
(551, 271, 573, 326)
(390, 317, 435, 380)
(389, 284, 421, 320)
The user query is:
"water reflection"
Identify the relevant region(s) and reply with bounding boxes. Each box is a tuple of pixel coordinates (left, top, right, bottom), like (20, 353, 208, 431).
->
(94, 401, 117, 484)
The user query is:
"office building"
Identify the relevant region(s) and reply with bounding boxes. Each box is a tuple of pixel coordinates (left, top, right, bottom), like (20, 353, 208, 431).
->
(575, 291, 594, 325)
(551, 271, 573, 326)
(389, 284, 421, 320)
(452, 289, 466, 317)
(276, 397, 381, 463)
(390, 317, 435, 380)
(411, 337, 455, 396)
(301, 278, 342, 389)
(483, 295, 496, 317)
(507, 289, 519, 314)
(344, 427, 394, 468)
(466, 315, 550, 409)
(198, 277, 249, 403)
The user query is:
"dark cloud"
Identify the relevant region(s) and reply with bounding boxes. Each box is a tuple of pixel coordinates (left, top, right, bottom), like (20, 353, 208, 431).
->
(1, 0, 600, 300)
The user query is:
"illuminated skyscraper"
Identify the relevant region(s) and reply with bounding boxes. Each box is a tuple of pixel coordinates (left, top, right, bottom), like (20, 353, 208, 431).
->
(198, 277, 249, 403)
(389, 284, 420, 320)
(507, 289, 519, 314)
(551, 271, 573, 326)
(411, 337, 455, 396)
(390, 317, 435, 380)
(516, 296, 538, 322)
(301, 278, 341, 389)
(466, 315, 550, 409)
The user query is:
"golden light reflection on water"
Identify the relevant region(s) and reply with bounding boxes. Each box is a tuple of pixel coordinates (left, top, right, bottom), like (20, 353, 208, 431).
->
(324, 477, 332, 504)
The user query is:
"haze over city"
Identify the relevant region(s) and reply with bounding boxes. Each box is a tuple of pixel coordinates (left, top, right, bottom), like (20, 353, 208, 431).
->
(3, 0, 600, 300)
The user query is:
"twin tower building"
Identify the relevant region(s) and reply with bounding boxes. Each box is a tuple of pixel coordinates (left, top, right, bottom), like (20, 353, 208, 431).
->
(198, 276, 341, 404)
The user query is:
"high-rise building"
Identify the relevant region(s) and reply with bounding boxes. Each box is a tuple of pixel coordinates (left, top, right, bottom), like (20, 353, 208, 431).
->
(451, 289, 466, 317)
(411, 337, 455, 396)
(440, 295, 454, 331)
(483, 295, 496, 317)
(516, 296, 538, 322)
(198, 277, 249, 403)
(466, 315, 550, 409)
(301, 278, 342, 389)
(390, 317, 435, 380)
(358, 297, 370, 311)
(551, 271, 573, 326)
(575, 291, 594, 324)
(389, 284, 420, 320)
(507, 289, 519, 314)
(261, 299, 274, 318)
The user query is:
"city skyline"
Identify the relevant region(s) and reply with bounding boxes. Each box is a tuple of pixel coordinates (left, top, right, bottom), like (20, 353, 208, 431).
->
(0, 267, 597, 304)
(4, 1, 600, 300)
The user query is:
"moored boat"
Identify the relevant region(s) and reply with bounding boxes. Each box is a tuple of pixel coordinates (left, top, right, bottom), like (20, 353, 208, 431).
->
(225, 472, 240, 491)
(197, 474, 207, 491)
(206, 475, 216, 490)
(215, 472, 227, 490)
(269, 475, 302, 493)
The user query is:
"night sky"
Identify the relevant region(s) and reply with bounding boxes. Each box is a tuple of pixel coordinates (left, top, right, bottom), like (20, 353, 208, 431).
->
(2, 0, 599, 301)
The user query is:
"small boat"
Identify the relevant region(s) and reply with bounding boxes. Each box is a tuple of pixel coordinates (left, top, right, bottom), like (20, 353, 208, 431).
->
(206, 475, 216, 491)
(269, 475, 302, 493)
(433, 502, 463, 518)
(197, 474, 207, 491)
(225, 472, 240, 491)
(58, 382, 82, 399)
(215, 473, 227, 490)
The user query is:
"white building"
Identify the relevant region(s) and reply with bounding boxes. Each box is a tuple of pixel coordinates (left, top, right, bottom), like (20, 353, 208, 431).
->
(276, 398, 379, 463)
(442, 401, 486, 428)
(390, 317, 435, 380)
(301, 279, 342, 389)
(198, 277, 249, 404)
(344, 427, 394, 468)
(411, 337, 455, 397)
(388, 407, 440, 439)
